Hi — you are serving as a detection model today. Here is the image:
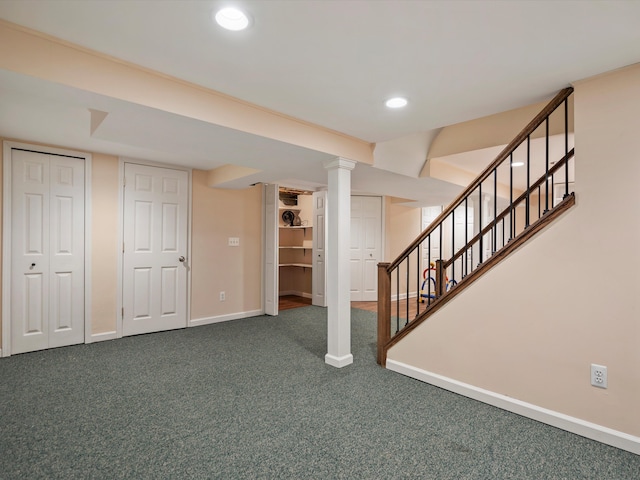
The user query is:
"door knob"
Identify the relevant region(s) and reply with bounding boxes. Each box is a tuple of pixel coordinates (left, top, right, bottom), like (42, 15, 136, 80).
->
(179, 256, 185, 263)
(30, 263, 36, 268)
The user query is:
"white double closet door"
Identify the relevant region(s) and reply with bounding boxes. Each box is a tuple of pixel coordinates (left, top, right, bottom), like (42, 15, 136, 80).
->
(10, 149, 85, 354)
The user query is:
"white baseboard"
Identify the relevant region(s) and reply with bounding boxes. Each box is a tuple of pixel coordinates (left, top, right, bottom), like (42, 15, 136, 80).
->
(391, 291, 418, 302)
(190, 309, 263, 327)
(279, 290, 312, 299)
(89, 331, 118, 343)
(386, 359, 640, 456)
(325, 353, 353, 368)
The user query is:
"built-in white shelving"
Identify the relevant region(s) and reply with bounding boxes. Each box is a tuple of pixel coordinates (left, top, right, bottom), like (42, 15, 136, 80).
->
(278, 193, 313, 297)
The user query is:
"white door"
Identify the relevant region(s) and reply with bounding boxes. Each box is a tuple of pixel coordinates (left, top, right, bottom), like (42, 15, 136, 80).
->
(11, 149, 85, 354)
(350, 196, 382, 301)
(421, 205, 442, 263)
(264, 184, 278, 315)
(122, 163, 188, 336)
(312, 191, 327, 307)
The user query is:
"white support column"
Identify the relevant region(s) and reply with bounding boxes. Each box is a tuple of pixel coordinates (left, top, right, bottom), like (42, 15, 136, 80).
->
(324, 157, 356, 368)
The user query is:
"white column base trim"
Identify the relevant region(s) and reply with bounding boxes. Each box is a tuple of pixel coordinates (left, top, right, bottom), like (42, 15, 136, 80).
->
(89, 331, 118, 343)
(325, 353, 353, 368)
(189, 309, 262, 327)
(387, 359, 640, 455)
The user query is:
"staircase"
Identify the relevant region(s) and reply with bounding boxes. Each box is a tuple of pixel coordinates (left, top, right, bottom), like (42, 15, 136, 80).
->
(377, 87, 575, 366)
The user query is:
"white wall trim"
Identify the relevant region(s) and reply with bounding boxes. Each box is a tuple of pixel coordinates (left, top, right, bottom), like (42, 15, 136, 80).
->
(2, 141, 13, 357)
(2, 141, 92, 357)
(279, 290, 312, 299)
(115, 159, 124, 339)
(84, 152, 93, 345)
(387, 359, 640, 456)
(186, 164, 193, 329)
(262, 183, 279, 316)
(89, 331, 117, 343)
(189, 309, 262, 327)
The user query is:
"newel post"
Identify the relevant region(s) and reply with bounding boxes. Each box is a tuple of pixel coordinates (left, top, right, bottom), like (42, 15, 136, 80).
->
(377, 262, 391, 366)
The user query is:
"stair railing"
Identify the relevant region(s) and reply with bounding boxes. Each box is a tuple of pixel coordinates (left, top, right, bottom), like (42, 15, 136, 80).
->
(377, 87, 575, 365)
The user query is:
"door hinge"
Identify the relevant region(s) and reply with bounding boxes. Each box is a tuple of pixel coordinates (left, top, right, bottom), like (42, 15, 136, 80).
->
(122, 307, 124, 318)
(123, 176, 126, 187)
(122, 243, 125, 253)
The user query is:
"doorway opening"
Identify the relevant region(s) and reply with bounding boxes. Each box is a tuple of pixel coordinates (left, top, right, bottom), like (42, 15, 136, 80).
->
(278, 187, 314, 311)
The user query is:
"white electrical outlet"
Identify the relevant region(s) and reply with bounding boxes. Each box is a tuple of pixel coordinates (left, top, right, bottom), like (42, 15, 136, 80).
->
(591, 364, 607, 389)
(228, 237, 240, 247)
(219, 291, 226, 301)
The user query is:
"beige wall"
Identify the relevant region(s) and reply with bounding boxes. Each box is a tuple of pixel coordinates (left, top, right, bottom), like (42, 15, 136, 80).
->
(190, 170, 262, 320)
(388, 64, 640, 438)
(427, 95, 574, 161)
(90, 153, 119, 334)
(384, 197, 421, 262)
(384, 198, 422, 297)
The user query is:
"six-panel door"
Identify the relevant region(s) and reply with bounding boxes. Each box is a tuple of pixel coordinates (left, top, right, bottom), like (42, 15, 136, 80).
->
(350, 196, 382, 302)
(11, 149, 85, 354)
(122, 163, 188, 336)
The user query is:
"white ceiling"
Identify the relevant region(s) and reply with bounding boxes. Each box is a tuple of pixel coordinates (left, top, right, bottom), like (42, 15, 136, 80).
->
(0, 0, 639, 204)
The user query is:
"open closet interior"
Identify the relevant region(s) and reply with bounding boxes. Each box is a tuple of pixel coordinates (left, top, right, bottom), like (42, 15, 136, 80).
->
(278, 188, 314, 309)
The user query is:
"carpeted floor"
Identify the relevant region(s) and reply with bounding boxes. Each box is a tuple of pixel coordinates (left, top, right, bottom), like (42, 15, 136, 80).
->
(0, 306, 638, 479)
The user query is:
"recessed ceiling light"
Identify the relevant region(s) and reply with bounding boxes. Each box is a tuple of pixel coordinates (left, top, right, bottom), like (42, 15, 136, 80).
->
(385, 97, 408, 109)
(511, 161, 525, 167)
(214, 7, 250, 31)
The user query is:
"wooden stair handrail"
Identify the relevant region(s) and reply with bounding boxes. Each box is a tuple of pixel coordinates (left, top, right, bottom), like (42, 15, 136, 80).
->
(443, 148, 574, 269)
(388, 87, 574, 272)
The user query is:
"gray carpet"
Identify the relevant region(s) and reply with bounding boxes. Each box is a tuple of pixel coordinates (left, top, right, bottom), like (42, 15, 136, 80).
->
(0, 306, 638, 479)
